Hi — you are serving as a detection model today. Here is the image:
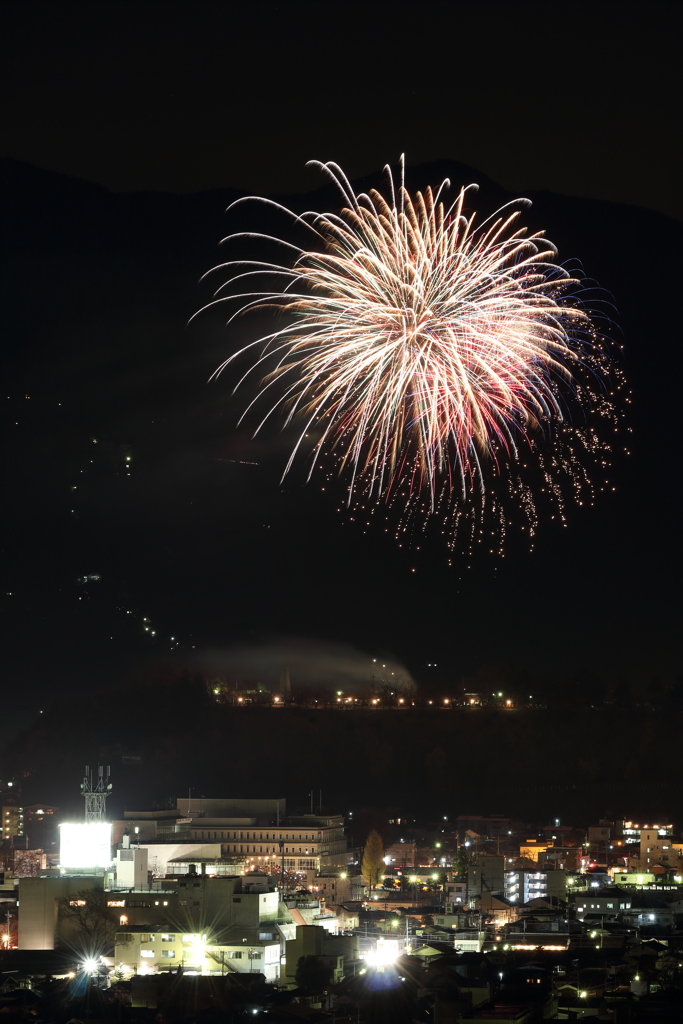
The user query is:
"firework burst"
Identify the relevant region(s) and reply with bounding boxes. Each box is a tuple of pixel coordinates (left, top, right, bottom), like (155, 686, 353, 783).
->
(198, 158, 625, 551)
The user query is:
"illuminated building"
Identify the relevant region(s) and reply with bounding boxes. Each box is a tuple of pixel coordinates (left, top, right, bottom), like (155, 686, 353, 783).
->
(572, 890, 632, 919)
(1, 799, 24, 840)
(519, 841, 553, 863)
(504, 868, 572, 903)
(114, 874, 287, 982)
(633, 827, 676, 871)
(23, 805, 58, 851)
(114, 797, 349, 882)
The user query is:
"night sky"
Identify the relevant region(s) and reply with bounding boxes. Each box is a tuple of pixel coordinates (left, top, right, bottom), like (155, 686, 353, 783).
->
(1, 2, 681, 737)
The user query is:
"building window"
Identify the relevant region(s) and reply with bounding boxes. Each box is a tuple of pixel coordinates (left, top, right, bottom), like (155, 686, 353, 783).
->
(161, 950, 175, 958)
(140, 950, 154, 959)
(227, 951, 242, 959)
(161, 935, 175, 942)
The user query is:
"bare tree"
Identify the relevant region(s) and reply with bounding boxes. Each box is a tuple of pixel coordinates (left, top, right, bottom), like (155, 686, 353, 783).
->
(57, 888, 118, 954)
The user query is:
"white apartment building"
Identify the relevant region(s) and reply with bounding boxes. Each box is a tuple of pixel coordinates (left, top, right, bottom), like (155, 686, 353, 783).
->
(504, 869, 570, 904)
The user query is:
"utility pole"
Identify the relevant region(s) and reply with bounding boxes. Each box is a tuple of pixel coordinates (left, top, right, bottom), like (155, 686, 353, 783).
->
(279, 839, 285, 900)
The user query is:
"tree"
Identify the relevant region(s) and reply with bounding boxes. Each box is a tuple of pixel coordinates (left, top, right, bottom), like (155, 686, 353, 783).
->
(295, 954, 333, 994)
(57, 888, 118, 955)
(451, 848, 472, 879)
(362, 829, 385, 892)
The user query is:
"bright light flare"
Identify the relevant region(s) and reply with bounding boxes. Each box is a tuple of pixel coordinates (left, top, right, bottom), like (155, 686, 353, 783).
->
(365, 938, 400, 967)
(59, 823, 112, 869)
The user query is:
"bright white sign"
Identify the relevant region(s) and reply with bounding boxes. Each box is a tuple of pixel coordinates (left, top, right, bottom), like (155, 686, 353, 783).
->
(59, 823, 112, 869)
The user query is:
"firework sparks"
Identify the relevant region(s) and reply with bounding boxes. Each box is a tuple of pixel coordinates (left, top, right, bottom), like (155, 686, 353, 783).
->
(198, 158, 624, 549)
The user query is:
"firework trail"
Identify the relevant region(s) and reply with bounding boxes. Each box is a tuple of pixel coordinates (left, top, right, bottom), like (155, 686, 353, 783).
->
(197, 158, 625, 550)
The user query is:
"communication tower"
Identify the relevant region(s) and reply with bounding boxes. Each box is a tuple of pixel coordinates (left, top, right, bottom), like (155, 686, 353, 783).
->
(81, 765, 112, 823)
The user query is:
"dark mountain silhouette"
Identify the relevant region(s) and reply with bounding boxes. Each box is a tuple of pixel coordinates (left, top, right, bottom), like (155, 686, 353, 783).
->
(1, 158, 680, 819)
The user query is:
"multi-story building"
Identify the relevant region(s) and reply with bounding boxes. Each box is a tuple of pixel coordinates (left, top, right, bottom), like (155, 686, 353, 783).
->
(468, 856, 505, 901)
(114, 875, 283, 983)
(281, 924, 345, 987)
(313, 873, 365, 903)
(538, 847, 581, 872)
(114, 798, 349, 880)
(1, 799, 24, 840)
(620, 821, 673, 847)
(585, 825, 611, 866)
(384, 841, 416, 868)
(635, 828, 676, 871)
(504, 869, 570, 904)
(18, 875, 108, 949)
(113, 877, 343, 984)
(18, 872, 186, 950)
(114, 926, 283, 982)
(23, 805, 58, 851)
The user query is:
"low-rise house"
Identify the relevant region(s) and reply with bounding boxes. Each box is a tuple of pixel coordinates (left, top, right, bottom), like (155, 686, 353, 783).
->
(445, 880, 467, 905)
(571, 888, 632, 920)
(474, 892, 519, 926)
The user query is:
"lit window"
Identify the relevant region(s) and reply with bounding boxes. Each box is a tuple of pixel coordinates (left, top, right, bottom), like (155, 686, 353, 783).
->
(161, 950, 175, 958)
(140, 950, 154, 959)
(161, 934, 175, 942)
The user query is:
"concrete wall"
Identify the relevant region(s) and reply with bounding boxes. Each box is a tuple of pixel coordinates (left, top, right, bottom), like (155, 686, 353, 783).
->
(18, 875, 104, 950)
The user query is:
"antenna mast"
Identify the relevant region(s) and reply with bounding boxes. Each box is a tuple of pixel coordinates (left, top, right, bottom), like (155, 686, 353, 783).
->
(81, 765, 112, 823)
